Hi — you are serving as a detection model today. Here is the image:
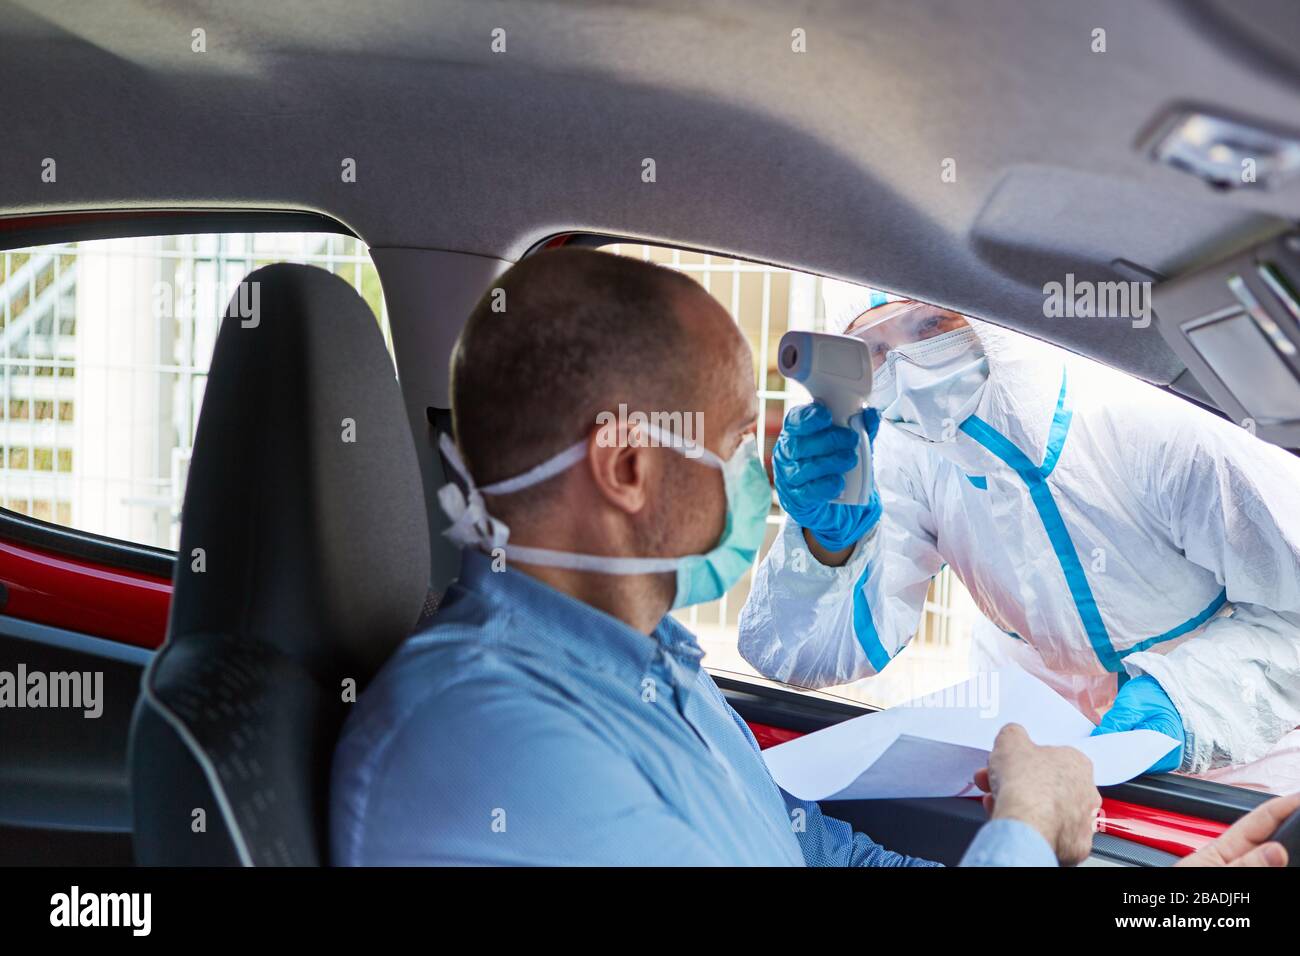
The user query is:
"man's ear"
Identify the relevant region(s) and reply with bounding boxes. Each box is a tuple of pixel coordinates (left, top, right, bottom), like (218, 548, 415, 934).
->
(586, 433, 653, 515)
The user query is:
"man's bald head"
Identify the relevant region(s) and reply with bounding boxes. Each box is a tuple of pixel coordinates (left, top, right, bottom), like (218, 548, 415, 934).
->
(450, 248, 726, 495)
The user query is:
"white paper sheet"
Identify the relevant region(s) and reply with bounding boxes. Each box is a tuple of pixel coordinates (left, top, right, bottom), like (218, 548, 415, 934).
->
(763, 668, 1180, 801)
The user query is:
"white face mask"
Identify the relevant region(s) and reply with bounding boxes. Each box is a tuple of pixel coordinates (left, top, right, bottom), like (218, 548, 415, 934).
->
(871, 327, 989, 442)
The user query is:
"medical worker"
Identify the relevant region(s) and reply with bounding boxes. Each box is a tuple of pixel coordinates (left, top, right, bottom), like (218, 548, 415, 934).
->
(740, 286, 1300, 791)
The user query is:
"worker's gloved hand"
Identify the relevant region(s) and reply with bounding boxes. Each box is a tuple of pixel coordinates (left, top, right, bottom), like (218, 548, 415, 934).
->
(1091, 675, 1186, 773)
(773, 402, 881, 552)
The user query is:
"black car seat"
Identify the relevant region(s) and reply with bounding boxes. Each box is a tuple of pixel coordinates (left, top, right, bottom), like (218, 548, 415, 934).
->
(128, 263, 431, 865)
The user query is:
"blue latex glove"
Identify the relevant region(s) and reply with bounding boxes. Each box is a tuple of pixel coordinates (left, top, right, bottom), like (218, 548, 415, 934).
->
(772, 402, 881, 552)
(1091, 675, 1186, 774)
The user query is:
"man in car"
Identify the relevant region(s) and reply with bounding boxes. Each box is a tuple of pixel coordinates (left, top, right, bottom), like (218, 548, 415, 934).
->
(331, 249, 1293, 866)
(741, 290, 1300, 792)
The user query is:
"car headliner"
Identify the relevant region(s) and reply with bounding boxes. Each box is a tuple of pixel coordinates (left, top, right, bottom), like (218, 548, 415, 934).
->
(2, 0, 1299, 385)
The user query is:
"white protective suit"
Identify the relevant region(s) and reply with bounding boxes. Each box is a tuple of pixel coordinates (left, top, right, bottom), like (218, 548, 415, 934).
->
(739, 318, 1300, 792)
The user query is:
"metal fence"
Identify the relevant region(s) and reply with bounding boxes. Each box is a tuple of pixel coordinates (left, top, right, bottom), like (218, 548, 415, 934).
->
(0, 231, 388, 550)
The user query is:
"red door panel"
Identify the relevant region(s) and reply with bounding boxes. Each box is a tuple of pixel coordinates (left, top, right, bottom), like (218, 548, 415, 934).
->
(0, 539, 169, 649)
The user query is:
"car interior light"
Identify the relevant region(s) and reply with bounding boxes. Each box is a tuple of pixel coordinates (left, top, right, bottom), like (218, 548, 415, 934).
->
(1149, 109, 1300, 190)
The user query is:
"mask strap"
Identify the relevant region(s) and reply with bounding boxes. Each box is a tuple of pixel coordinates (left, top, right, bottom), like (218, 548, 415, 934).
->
(436, 433, 511, 550)
(505, 544, 681, 574)
(481, 439, 588, 495)
(483, 421, 718, 496)
(637, 422, 724, 469)
(436, 425, 726, 560)
(500, 425, 721, 571)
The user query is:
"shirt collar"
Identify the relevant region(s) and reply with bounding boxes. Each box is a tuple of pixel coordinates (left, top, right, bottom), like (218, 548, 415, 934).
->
(455, 548, 704, 682)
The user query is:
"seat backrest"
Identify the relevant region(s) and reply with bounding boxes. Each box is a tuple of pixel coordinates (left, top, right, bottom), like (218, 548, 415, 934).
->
(129, 263, 431, 865)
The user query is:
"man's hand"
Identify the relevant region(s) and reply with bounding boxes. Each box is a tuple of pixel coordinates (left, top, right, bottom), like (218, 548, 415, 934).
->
(1175, 791, 1299, 867)
(974, 723, 1100, 866)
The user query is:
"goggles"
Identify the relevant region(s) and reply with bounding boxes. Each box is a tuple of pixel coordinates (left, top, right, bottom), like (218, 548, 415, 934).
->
(845, 301, 970, 369)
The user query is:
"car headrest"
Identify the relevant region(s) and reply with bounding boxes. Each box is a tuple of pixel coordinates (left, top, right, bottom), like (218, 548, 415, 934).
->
(167, 263, 430, 682)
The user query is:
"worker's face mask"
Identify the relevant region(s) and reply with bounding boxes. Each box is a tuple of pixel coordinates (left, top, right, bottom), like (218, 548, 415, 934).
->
(436, 425, 771, 610)
(869, 327, 990, 441)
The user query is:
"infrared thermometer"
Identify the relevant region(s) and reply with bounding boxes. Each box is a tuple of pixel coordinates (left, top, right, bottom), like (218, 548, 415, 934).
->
(777, 330, 874, 506)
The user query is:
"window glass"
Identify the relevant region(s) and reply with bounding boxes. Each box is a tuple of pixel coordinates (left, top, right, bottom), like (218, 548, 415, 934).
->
(604, 243, 977, 709)
(0, 231, 389, 551)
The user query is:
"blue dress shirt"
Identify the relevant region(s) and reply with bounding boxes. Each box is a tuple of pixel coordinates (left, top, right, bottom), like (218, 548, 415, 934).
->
(331, 549, 1057, 867)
